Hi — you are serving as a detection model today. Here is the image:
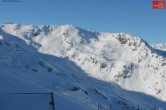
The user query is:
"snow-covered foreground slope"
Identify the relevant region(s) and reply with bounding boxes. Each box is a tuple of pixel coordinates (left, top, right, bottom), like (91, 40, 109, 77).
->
(0, 93, 53, 110)
(0, 23, 166, 110)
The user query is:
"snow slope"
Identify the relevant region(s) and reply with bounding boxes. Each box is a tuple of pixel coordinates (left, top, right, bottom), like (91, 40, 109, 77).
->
(0, 93, 53, 110)
(0, 23, 166, 110)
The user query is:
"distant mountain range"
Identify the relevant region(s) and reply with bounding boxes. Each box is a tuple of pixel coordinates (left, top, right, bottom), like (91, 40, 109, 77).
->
(153, 43, 166, 51)
(0, 23, 166, 110)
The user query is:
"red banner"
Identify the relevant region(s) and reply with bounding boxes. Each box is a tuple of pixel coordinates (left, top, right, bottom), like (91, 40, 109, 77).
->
(153, 0, 165, 9)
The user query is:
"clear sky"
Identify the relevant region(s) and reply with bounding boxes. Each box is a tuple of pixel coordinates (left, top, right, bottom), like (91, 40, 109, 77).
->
(0, 0, 166, 44)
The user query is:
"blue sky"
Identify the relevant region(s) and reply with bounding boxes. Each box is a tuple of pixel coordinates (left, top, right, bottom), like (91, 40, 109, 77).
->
(0, 0, 166, 44)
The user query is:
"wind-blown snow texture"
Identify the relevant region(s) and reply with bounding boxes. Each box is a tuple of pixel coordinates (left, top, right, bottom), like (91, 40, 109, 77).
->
(0, 24, 166, 110)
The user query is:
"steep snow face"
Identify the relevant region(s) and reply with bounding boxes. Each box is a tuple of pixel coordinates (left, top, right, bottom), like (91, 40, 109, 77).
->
(0, 24, 166, 109)
(152, 43, 166, 51)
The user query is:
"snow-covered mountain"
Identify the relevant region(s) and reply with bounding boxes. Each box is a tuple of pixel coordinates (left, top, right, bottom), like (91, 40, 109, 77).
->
(0, 23, 166, 110)
(152, 43, 166, 51)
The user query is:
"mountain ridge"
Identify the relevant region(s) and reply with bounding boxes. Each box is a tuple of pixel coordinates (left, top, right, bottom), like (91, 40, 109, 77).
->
(0, 23, 166, 110)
